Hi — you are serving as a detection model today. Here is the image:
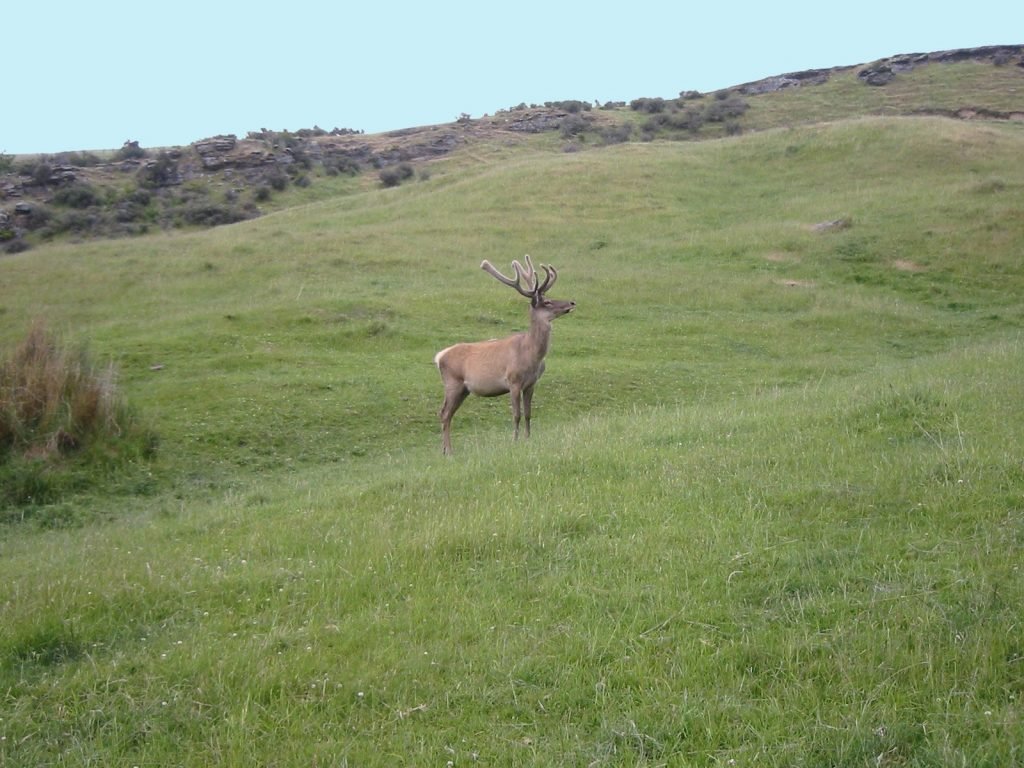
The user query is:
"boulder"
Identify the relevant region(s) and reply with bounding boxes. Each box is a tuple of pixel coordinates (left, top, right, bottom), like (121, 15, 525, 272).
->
(858, 65, 895, 86)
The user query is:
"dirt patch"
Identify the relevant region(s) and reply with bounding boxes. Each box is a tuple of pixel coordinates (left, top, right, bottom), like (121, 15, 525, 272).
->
(892, 259, 926, 272)
(811, 217, 852, 233)
(776, 278, 815, 288)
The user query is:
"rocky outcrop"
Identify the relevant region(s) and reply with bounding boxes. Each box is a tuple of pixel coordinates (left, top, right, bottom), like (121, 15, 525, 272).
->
(738, 69, 833, 95)
(735, 44, 1024, 95)
(859, 45, 1024, 85)
(504, 111, 572, 133)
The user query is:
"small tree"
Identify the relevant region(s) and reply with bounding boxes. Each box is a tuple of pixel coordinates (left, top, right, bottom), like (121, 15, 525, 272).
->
(116, 140, 147, 161)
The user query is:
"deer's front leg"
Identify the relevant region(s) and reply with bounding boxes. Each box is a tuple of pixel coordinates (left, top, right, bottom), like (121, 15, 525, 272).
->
(510, 385, 523, 440)
(522, 384, 535, 439)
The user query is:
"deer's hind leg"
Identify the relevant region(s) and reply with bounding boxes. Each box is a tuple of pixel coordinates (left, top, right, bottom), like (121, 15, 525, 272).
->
(439, 383, 469, 456)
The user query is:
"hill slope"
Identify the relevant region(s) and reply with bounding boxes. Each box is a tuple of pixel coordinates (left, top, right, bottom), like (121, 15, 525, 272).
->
(1, 51, 1023, 766)
(2, 45, 1022, 249)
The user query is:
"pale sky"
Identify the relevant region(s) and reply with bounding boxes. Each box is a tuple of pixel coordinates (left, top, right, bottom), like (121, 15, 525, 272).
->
(4, 1, 1020, 155)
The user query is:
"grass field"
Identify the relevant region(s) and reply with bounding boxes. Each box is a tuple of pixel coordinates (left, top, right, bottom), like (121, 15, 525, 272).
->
(1, 112, 1023, 765)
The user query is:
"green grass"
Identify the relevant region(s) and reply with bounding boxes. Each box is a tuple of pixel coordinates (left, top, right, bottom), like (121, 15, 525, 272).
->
(1, 114, 1023, 765)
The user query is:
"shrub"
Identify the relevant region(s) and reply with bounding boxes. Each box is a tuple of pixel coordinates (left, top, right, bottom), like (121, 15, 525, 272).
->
(559, 114, 590, 138)
(115, 141, 147, 161)
(325, 156, 361, 176)
(0, 322, 157, 511)
(137, 152, 179, 187)
(630, 97, 666, 114)
(266, 169, 289, 191)
(32, 162, 55, 186)
(640, 114, 671, 136)
(179, 202, 248, 227)
(52, 183, 102, 209)
(54, 210, 100, 234)
(18, 204, 52, 230)
(669, 109, 705, 133)
(379, 163, 415, 188)
(600, 122, 634, 144)
(546, 100, 591, 113)
(704, 95, 749, 122)
(56, 151, 103, 167)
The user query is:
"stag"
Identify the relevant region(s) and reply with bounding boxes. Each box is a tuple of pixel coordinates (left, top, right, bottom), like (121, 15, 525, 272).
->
(434, 255, 575, 455)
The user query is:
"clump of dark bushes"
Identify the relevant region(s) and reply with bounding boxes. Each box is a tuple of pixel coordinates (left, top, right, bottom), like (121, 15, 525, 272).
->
(0, 322, 158, 517)
(633, 90, 748, 138)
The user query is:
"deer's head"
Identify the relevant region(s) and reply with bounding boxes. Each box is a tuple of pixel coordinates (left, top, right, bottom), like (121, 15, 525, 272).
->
(480, 255, 576, 321)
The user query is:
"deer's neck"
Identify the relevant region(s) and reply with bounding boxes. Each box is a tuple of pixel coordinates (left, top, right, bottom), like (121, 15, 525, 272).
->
(526, 312, 553, 358)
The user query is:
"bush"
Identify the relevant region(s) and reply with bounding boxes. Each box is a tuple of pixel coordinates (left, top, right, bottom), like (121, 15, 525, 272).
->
(324, 156, 361, 176)
(630, 97, 666, 114)
(669, 109, 705, 133)
(704, 96, 749, 123)
(600, 122, 634, 144)
(379, 163, 415, 188)
(179, 202, 248, 227)
(546, 100, 591, 113)
(116, 141, 147, 161)
(266, 169, 289, 191)
(559, 114, 590, 138)
(137, 152, 179, 187)
(0, 322, 157, 512)
(54, 210, 100, 234)
(32, 162, 55, 186)
(56, 151, 103, 167)
(18, 204, 52, 230)
(52, 183, 102, 209)
(641, 114, 671, 135)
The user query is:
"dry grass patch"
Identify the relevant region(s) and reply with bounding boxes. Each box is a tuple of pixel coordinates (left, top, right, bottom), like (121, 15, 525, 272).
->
(892, 259, 926, 272)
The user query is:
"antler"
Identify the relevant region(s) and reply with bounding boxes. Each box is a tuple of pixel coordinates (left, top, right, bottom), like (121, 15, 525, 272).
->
(537, 263, 557, 295)
(481, 255, 557, 298)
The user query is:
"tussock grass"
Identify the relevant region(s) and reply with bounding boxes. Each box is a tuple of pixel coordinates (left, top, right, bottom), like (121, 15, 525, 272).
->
(0, 322, 156, 513)
(1, 114, 1023, 764)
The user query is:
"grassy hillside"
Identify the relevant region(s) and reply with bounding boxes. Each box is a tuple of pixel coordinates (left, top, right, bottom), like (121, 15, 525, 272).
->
(1, 112, 1023, 765)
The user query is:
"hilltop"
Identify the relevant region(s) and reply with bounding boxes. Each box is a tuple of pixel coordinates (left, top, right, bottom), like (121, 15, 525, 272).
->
(2, 44, 1021, 251)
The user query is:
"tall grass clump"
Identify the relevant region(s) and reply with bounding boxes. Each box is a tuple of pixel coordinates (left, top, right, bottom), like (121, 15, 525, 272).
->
(0, 321, 157, 517)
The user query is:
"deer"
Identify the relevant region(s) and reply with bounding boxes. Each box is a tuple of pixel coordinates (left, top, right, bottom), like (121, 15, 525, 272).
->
(434, 255, 576, 455)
